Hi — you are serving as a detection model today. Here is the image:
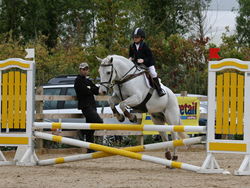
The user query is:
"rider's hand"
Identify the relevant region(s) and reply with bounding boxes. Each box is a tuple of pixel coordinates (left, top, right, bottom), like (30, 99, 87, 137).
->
(129, 57, 133, 61)
(137, 59, 144, 63)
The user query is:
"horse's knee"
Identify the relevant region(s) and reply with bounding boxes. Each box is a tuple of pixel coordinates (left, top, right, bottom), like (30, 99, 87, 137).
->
(119, 102, 126, 111)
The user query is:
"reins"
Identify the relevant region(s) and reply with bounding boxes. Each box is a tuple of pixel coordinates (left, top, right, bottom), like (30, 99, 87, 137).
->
(100, 60, 148, 101)
(100, 62, 144, 90)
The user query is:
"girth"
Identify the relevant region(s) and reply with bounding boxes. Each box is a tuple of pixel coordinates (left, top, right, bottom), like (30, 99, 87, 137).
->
(131, 88, 154, 113)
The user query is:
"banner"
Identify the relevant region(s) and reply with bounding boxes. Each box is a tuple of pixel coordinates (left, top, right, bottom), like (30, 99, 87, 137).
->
(142, 97, 200, 135)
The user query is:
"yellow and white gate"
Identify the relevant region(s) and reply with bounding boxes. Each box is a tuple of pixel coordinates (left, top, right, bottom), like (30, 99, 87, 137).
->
(0, 49, 37, 165)
(198, 58, 250, 175)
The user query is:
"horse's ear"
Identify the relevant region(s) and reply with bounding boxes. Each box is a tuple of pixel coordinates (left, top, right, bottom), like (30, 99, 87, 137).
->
(96, 56, 103, 63)
(107, 56, 113, 63)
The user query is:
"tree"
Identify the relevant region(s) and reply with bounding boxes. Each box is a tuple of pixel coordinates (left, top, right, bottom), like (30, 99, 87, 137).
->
(56, 0, 94, 47)
(94, 0, 135, 53)
(236, 0, 250, 47)
(142, 0, 201, 38)
(22, 0, 43, 41)
(0, 0, 25, 40)
(188, 0, 212, 41)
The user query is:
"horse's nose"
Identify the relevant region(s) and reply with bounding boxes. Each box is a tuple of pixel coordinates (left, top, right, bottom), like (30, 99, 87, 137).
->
(103, 91, 107, 95)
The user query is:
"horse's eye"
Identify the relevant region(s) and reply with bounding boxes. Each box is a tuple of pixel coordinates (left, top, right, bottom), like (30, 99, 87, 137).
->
(107, 71, 111, 75)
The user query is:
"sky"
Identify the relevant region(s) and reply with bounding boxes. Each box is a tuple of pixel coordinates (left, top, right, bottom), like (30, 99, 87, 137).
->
(205, 0, 239, 45)
(209, 0, 239, 11)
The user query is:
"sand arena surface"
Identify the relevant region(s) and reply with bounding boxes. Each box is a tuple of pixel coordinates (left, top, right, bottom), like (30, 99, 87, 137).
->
(1, 147, 250, 188)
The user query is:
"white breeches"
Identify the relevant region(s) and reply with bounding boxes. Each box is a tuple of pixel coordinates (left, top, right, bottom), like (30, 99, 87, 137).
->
(148, 66, 157, 78)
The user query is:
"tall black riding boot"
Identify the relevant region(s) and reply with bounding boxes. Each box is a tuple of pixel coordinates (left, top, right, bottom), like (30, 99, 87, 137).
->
(153, 77, 166, 97)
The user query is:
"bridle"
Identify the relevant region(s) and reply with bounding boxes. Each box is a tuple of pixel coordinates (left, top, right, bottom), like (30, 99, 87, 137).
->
(99, 63, 115, 91)
(99, 62, 142, 92)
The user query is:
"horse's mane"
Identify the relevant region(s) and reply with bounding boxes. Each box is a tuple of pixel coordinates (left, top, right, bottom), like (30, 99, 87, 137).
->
(105, 55, 134, 67)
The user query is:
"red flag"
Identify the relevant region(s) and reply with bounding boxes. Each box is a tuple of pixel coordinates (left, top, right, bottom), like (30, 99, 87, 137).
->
(209, 48, 220, 60)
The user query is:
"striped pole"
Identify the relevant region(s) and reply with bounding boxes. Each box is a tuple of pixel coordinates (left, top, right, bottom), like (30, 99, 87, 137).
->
(38, 136, 202, 166)
(34, 132, 201, 172)
(33, 122, 206, 132)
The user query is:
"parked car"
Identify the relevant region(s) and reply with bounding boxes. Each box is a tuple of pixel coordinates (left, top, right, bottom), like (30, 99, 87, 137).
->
(47, 75, 100, 84)
(42, 75, 131, 124)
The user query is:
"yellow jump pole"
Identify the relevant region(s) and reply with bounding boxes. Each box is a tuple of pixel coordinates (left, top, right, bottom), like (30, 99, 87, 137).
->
(33, 122, 206, 132)
(38, 137, 202, 166)
(34, 132, 201, 172)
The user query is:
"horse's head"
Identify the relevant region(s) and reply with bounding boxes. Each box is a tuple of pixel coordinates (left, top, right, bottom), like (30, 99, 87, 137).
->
(97, 55, 116, 95)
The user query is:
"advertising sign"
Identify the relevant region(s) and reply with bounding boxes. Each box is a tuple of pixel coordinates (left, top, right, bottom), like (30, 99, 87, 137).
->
(142, 97, 200, 135)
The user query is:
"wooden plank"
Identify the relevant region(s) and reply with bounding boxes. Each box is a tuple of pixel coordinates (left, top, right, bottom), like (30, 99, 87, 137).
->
(35, 113, 143, 120)
(237, 75, 244, 135)
(216, 74, 223, 134)
(94, 130, 143, 136)
(35, 95, 209, 102)
(2, 73, 8, 128)
(14, 72, 20, 129)
(223, 73, 230, 134)
(35, 95, 110, 101)
(43, 131, 78, 137)
(230, 73, 237, 134)
(20, 73, 26, 129)
(8, 72, 14, 128)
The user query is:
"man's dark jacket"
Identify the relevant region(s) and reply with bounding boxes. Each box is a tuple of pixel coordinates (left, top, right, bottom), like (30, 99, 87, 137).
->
(129, 41, 156, 67)
(74, 74, 99, 109)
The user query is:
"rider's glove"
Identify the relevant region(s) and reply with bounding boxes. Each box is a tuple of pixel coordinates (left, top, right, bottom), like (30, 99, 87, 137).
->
(137, 59, 144, 63)
(87, 86, 91, 89)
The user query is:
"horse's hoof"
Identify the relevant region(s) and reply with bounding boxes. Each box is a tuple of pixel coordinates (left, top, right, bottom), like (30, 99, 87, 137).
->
(172, 155, 178, 161)
(129, 115, 137, 123)
(165, 166, 175, 169)
(165, 151, 171, 160)
(166, 167, 175, 169)
(117, 115, 125, 122)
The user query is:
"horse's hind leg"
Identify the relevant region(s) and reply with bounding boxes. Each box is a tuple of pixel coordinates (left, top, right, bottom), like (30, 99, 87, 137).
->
(170, 131, 178, 161)
(150, 113, 172, 160)
(164, 108, 182, 161)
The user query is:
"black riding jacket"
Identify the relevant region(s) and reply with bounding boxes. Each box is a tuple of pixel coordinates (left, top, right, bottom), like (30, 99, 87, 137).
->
(74, 74, 99, 109)
(129, 41, 156, 67)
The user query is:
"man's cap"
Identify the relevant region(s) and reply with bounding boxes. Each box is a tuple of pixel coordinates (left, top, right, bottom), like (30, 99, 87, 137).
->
(79, 62, 89, 69)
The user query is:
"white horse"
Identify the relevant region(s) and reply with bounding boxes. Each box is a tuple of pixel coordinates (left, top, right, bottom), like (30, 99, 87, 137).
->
(97, 55, 188, 161)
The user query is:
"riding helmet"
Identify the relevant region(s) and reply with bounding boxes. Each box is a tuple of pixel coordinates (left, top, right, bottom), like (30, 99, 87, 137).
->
(132, 28, 146, 39)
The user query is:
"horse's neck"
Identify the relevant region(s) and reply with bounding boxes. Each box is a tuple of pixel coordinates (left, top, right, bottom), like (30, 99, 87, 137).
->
(114, 60, 135, 79)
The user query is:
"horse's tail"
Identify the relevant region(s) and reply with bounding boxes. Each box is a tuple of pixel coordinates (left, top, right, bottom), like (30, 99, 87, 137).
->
(177, 117, 189, 139)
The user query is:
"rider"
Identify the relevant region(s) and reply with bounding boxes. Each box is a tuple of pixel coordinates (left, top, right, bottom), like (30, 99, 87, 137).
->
(129, 28, 165, 97)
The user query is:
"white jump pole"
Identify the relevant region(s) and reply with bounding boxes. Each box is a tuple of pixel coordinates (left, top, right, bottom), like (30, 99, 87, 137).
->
(38, 137, 202, 165)
(34, 131, 201, 172)
(33, 122, 206, 132)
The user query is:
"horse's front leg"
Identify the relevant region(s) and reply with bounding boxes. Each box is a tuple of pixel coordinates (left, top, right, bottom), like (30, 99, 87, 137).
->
(108, 95, 125, 122)
(119, 95, 139, 123)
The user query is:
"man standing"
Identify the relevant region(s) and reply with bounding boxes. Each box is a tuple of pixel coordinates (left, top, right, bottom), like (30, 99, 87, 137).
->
(74, 62, 103, 153)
